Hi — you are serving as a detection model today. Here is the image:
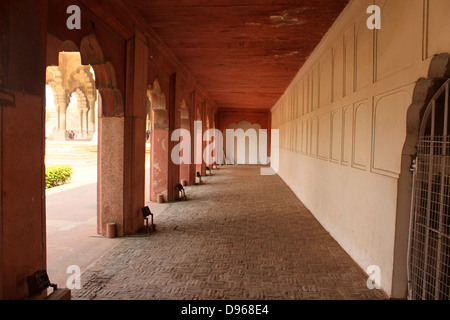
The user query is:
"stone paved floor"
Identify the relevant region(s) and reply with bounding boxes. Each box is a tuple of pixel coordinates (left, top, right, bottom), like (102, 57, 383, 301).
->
(73, 165, 388, 300)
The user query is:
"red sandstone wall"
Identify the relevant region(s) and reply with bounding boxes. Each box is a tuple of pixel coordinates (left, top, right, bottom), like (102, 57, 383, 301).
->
(1, 0, 48, 300)
(218, 108, 272, 158)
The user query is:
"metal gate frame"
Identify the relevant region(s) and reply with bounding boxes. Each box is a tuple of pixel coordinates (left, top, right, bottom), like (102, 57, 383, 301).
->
(408, 79, 450, 300)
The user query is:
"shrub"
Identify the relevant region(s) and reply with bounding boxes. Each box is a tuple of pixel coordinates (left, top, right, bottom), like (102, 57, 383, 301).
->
(45, 165, 73, 189)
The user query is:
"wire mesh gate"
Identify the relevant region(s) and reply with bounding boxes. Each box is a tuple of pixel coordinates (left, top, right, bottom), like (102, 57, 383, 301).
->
(408, 79, 450, 300)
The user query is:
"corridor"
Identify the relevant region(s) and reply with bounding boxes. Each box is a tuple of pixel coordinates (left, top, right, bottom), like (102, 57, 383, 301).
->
(73, 166, 388, 300)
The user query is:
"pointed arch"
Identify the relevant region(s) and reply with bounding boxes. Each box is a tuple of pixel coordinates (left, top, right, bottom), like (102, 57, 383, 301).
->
(394, 53, 450, 299)
(78, 34, 123, 117)
(179, 98, 190, 131)
(71, 66, 96, 103)
(45, 32, 125, 237)
(147, 79, 168, 130)
(80, 34, 106, 65)
(180, 99, 188, 118)
(148, 79, 167, 110)
(58, 40, 79, 53)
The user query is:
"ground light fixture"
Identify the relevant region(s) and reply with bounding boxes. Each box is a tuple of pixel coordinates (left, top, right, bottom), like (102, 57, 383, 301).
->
(27, 270, 57, 297)
(141, 206, 156, 235)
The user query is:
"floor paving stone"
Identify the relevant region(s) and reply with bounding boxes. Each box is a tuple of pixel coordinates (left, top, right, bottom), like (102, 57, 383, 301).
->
(73, 165, 389, 300)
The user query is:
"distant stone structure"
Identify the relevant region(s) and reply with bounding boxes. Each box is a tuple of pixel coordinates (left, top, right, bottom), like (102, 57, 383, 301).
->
(46, 51, 97, 141)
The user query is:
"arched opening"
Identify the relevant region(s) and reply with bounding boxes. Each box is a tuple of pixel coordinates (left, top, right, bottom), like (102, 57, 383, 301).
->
(45, 50, 100, 287)
(46, 51, 98, 142)
(66, 91, 82, 139)
(195, 103, 203, 175)
(392, 53, 450, 300)
(225, 121, 262, 165)
(44, 33, 125, 289)
(179, 99, 190, 185)
(144, 97, 152, 203)
(146, 98, 152, 143)
(408, 78, 450, 300)
(147, 79, 169, 202)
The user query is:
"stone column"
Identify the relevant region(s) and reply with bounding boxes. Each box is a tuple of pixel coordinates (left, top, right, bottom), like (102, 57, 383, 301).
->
(82, 33, 127, 237)
(88, 99, 96, 138)
(201, 101, 207, 176)
(97, 88, 124, 236)
(55, 97, 68, 140)
(167, 74, 180, 202)
(82, 107, 89, 138)
(123, 32, 148, 234)
(0, 0, 48, 300)
(80, 109, 85, 138)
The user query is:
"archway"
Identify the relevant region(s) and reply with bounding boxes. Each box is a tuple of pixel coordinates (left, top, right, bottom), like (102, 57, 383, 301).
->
(195, 102, 204, 176)
(45, 50, 100, 288)
(179, 99, 190, 185)
(45, 34, 125, 288)
(144, 98, 152, 202)
(46, 51, 97, 142)
(393, 53, 450, 299)
(148, 79, 169, 202)
(225, 121, 262, 165)
(408, 78, 450, 300)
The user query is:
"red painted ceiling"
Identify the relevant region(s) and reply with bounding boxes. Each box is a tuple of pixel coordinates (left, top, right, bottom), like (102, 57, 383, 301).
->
(123, 0, 349, 110)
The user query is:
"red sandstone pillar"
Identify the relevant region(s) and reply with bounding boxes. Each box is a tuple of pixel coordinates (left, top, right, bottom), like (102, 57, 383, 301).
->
(0, 0, 48, 300)
(149, 74, 179, 202)
(82, 33, 127, 238)
(97, 89, 125, 236)
(123, 32, 148, 235)
(167, 74, 180, 201)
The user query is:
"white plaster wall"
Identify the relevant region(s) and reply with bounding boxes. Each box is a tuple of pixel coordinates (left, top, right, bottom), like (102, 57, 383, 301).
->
(271, 0, 450, 296)
(225, 121, 262, 165)
(277, 149, 398, 294)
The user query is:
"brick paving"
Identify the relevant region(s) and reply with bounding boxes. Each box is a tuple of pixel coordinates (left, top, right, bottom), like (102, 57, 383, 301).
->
(73, 165, 388, 300)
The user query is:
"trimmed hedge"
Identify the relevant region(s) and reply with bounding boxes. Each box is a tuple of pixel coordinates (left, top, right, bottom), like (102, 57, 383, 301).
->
(45, 165, 73, 189)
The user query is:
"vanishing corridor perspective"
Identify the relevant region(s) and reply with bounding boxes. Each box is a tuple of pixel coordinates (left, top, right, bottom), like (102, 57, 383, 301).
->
(1, 0, 450, 300)
(73, 166, 388, 300)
